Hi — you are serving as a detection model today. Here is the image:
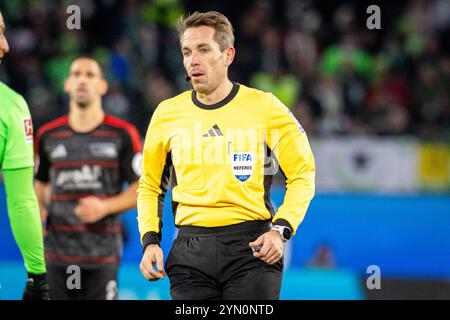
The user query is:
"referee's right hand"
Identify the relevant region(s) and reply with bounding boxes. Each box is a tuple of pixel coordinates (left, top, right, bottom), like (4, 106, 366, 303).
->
(140, 244, 166, 281)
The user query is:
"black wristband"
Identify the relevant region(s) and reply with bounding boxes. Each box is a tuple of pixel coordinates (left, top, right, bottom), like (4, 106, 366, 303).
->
(142, 232, 160, 253)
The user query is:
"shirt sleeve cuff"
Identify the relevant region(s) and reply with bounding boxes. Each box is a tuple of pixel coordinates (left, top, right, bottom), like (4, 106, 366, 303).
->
(142, 232, 160, 252)
(272, 218, 293, 231)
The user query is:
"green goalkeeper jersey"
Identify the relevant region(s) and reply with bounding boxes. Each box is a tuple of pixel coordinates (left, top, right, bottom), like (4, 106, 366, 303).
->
(0, 81, 46, 274)
(0, 82, 34, 169)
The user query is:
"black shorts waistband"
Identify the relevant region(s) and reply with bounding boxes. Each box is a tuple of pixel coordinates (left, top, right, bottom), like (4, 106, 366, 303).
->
(177, 220, 271, 237)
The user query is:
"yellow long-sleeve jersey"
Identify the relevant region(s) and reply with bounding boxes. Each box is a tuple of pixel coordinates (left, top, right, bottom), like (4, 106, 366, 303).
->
(138, 82, 315, 246)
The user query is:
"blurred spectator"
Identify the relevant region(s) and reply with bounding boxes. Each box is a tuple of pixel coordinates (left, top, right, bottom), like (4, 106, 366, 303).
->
(231, 4, 267, 83)
(250, 68, 300, 110)
(413, 62, 449, 138)
(103, 82, 132, 120)
(285, 29, 318, 80)
(320, 32, 375, 82)
(313, 76, 347, 134)
(109, 38, 133, 88)
(292, 99, 319, 135)
(307, 243, 336, 269)
(140, 71, 176, 118)
(0, 0, 447, 140)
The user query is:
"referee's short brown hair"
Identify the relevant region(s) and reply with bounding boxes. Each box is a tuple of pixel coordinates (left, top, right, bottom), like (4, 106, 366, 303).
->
(176, 11, 235, 51)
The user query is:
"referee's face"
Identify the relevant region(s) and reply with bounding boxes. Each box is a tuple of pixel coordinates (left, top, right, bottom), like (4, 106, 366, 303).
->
(181, 26, 232, 94)
(0, 12, 10, 61)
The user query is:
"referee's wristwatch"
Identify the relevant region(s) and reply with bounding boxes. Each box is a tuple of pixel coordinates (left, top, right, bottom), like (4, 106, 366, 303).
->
(271, 225, 292, 242)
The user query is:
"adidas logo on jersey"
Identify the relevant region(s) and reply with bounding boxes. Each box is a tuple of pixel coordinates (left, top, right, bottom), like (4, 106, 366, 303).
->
(203, 124, 223, 137)
(50, 144, 68, 159)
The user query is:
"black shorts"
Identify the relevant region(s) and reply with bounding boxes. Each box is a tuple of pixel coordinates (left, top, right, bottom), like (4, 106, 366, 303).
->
(165, 220, 283, 300)
(46, 263, 118, 300)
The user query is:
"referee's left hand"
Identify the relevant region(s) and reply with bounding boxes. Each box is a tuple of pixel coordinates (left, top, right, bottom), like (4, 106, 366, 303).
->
(249, 231, 285, 265)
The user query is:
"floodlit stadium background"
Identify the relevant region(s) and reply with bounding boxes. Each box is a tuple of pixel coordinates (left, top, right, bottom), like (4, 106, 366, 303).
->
(1, 0, 449, 299)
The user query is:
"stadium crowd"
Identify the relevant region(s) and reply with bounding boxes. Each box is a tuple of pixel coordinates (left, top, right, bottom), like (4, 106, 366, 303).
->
(0, 0, 449, 139)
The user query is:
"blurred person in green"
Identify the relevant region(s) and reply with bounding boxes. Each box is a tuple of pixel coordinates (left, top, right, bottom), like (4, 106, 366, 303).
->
(0, 10, 49, 300)
(249, 28, 300, 109)
(320, 33, 375, 82)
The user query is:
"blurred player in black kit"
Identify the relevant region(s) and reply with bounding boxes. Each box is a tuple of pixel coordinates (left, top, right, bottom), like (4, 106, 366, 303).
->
(35, 57, 142, 300)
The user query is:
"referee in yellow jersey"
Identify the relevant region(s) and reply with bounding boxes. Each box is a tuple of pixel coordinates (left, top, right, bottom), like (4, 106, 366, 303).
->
(137, 11, 315, 300)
